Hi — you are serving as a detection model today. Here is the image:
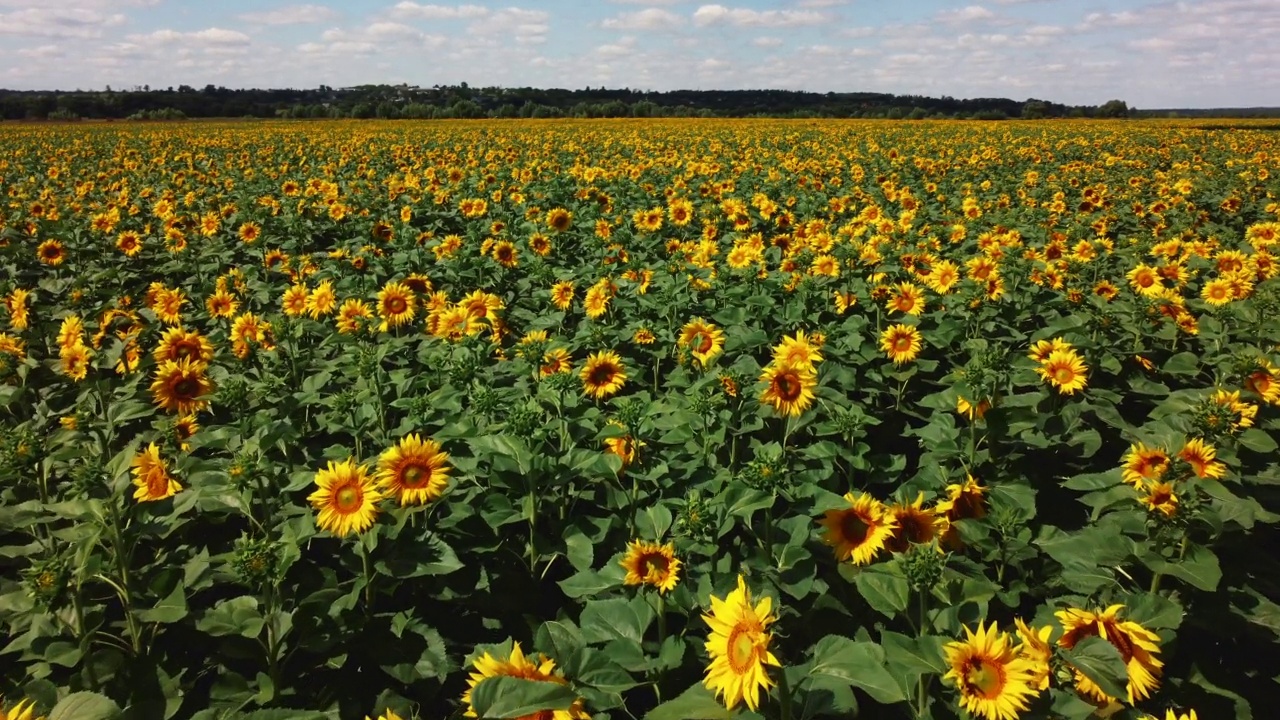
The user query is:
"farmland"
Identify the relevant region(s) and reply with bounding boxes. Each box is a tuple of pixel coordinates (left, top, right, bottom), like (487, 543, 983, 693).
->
(1, 118, 1278, 720)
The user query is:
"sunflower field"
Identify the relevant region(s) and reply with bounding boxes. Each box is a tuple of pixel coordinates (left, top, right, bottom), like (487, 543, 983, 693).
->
(1, 118, 1279, 720)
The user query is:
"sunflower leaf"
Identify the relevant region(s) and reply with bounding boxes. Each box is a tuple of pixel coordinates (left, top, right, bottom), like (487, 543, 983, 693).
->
(48, 692, 122, 720)
(808, 635, 908, 705)
(1061, 636, 1129, 702)
(644, 683, 735, 720)
(468, 676, 581, 719)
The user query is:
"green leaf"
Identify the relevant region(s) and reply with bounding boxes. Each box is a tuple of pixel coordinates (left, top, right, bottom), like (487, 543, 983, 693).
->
(579, 597, 654, 645)
(1239, 428, 1278, 454)
(468, 676, 582, 719)
(1061, 636, 1128, 702)
(137, 583, 188, 624)
(1162, 351, 1200, 376)
(558, 564, 624, 599)
(196, 596, 264, 638)
(49, 692, 122, 720)
(1124, 592, 1184, 631)
(852, 564, 909, 617)
(1144, 542, 1222, 591)
(644, 683, 735, 720)
(808, 635, 907, 704)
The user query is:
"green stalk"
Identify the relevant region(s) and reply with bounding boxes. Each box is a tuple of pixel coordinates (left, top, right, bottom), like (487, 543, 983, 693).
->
(777, 667, 794, 720)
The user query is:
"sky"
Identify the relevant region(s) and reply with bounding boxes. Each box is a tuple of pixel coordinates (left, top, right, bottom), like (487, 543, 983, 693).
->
(1, 0, 1277, 109)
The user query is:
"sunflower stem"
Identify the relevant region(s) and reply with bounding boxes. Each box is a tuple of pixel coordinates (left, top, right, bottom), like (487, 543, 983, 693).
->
(777, 666, 794, 720)
(360, 540, 374, 615)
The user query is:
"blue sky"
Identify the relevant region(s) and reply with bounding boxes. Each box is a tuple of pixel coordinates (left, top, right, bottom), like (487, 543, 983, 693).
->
(2, 0, 1277, 108)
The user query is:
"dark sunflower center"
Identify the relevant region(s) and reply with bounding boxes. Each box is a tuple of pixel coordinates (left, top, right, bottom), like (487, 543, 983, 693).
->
(400, 464, 429, 488)
(840, 511, 871, 544)
(387, 297, 407, 314)
(774, 372, 801, 401)
(147, 472, 169, 496)
(642, 554, 668, 577)
(894, 336, 912, 352)
(173, 378, 200, 399)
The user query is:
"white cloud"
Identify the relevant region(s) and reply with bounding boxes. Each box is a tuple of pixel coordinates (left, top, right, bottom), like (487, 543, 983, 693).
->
(239, 4, 339, 26)
(602, 8, 680, 31)
(752, 36, 783, 47)
(389, 2, 490, 20)
(937, 5, 995, 23)
(692, 4, 826, 27)
(0, 7, 125, 38)
(466, 8, 549, 43)
(132, 28, 252, 45)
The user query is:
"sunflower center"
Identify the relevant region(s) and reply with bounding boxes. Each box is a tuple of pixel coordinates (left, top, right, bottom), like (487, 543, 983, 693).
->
(334, 484, 362, 513)
(173, 378, 200, 399)
(400, 463, 430, 488)
(894, 336, 912, 352)
(1053, 365, 1074, 383)
(774, 372, 801, 401)
(840, 511, 871, 544)
(964, 658, 1006, 699)
(147, 471, 169, 497)
(588, 364, 617, 385)
(727, 626, 759, 674)
(387, 297, 407, 314)
(642, 554, 668, 578)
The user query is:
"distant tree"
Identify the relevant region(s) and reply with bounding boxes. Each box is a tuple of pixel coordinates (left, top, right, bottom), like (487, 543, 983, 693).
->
(1098, 99, 1130, 118)
(350, 102, 375, 119)
(1021, 100, 1048, 119)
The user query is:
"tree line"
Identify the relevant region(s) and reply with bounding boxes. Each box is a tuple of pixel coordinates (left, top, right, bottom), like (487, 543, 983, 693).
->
(0, 84, 1150, 121)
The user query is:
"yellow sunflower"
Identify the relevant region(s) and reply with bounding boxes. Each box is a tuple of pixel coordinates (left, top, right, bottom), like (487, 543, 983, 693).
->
(1013, 618, 1054, 691)
(131, 443, 182, 502)
(702, 575, 780, 711)
(462, 642, 589, 720)
(819, 492, 898, 565)
(150, 358, 213, 415)
(308, 280, 337, 318)
(550, 281, 575, 310)
(1177, 437, 1225, 479)
(375, 434, 451, 506)
(1057, 604, 1163, 705)
(153, 327, 214, 365)
(1139, 481, 1179, 517)
(376, 281, 416, 330)
(1121, 443, 1170, 487)
(758, 362, 816, 417)
(307, 458, 384, 538)
(546, 207, 573, 232)
(540, 348, 572, 377)
(887, 281, 926, 315)
(771, 329, 823, 369)
(0, 697, 43, 720)
(942, 621, 1042, 720)
(678, 318, 726, 368)
(884, 492, 948, 553)
(620, 540, 681, 594)
(336, 299, 374, 334)
(581, 350, 627, 399)
(59, 343, 92, 382)
(879, 323, 922, 365)
(1037, 348, 1088, 395)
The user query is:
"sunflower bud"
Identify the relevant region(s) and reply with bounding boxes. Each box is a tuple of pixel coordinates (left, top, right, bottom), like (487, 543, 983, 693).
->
(674, 492, 715, 544)
(900, 542, 947, 592)
(23, 555, 70, 609)
(232, 537, 283, 588)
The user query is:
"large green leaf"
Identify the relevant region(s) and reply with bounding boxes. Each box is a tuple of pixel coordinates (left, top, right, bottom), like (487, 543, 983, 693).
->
(808, 635, 907, 704)
(645, 683, 735, 720)
(49, 692, 121, 720)
(469, 676, 581, 719)
(1061, 636, 1128, 702)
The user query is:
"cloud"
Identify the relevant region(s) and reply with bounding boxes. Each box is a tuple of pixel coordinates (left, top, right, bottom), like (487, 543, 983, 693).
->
(0, 7, 125, 38)
(936, 5, 995, 24)
(388, 2, 490, 20)
(239, 4, 339, 26)
(752, 36, 783, 47)
(692, 4, 826, 27)
(132, 28, 252, 45)
(466, 8, 549, 43)
(602, 8, 680, 31)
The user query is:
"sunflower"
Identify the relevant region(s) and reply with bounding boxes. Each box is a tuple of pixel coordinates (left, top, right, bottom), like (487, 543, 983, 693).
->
(1057, 604, 1163, 704)
(937, 474, 987, 521)
(927, 260, 961, 294)
(1200, 278, 1233, 306)
(819, 491, 897, 565)
(1013, 619, 1054, 691)
(546, 207, 573, 232)
(174, 414, 199, 451)
(584, 284, 611, 319)
(375, 434, 451, 506)
(4, 288, 30, 331)
(550, 281, 575, 310)
(771, 329, 823, 369)
(702, 575, 780, 711)
(1122, 443, 1170, 487)
(131, 443, 182, 502)
(37, 239, 65, 266)
(581, 351, 627, 399)
(153, 327, 214, 365)
(880, 324, 922, 365)
(462, 643, 589, 720)
(59, 343, 91, 382)
(957, 395, 991, 421)
(633, 327, 656, 345)
(0, 334, 25, 361)
(492, 240, 519, 268)
(280, 284, 310, 317)
(1139, 481, 1179, 517)
(758, 362, 817, 417)
(678, 318, 725, 368)
(372, 281, 415, 330)
(206, 290, 239, 319)
(539, 347, 572, 377)
(57, 315, 85, 350)
(305, 280, 337, 318)
(1208, 389, 1257, 430)
(365, 711, 402, 720)
(1093, 280, 1120, 301)
(620, 540, 681, 593)
(1037, 348, 1088, 394)
(308, 458, 384, 538)
(884, 492, 948, 553)
(887, 281, 925, 315)
(237, 221, 261, 243)
(1027, 337, 1072, 364)
(1177, 437, 1225, 479)
(942, 621, 1042, 720)
(116, 230, 143, 257)
(150, 358, 213, 415)
(0, 697, 43, 720)
(336, 298, 373, 334)
(603, 419, 641, 473)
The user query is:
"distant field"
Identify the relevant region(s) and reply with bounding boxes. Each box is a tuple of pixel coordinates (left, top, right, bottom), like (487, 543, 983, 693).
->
(1, 119, 1278, 720)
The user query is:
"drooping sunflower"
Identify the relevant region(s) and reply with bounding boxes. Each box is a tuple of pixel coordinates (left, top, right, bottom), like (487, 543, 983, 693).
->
(375, 434, 451, 506)
(620, 540, 681, 593)
(758, 361, 817, 417)
(336, 298, 373, 334)
(884, 492, 948, 553)
(1037, 348, 1088, 395)
(462, 642, 590, 720)
(150, 358, 213, 415)
(1057, 604, 1163, 704)
(702, 575, 780, 711)
(131, 443, 182, 502)
(308, 458, 384, 538)
(0, 697, 43, 720)
(819, 492, 898, 565)
(678, 318, 726, 368)
(957, 395, 991, 421)
(1176, 437, 1225, 479)
(581, 350, 627, 399)
(153, 327, 214, 365)
(771, 329, 823, 369)
(942, 621, 1042, 720)
(376, 281, 416, 330)
(880, 323, 922, 365)
(59, 343, 91, 382)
